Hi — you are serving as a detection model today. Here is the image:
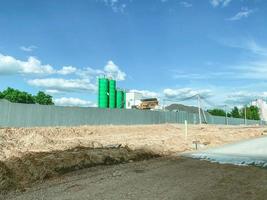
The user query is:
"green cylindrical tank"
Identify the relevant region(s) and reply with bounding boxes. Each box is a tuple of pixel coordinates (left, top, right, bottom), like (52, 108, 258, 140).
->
(98, 78, 109, 108)
(109, 79, 116, 108)
(116, 90, 123, 108)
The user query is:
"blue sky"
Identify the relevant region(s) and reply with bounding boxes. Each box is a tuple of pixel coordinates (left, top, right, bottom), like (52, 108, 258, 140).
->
(0, 0, 267, 108)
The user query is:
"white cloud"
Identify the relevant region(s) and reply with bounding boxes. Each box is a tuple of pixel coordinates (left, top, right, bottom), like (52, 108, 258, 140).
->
(224, 39, 267, 56)
(0, 54, 126, 86)
(21, 57, 55, 74)
(54, 97, 96, 107)
(173, 72, 212, 79)
(219, 39, 267, 80)
(231, 60, 267, 80)
(104, 60, 126, 81)
(75, 67, 103, 82)
(45, 89, 62, 95)
(227, 8, 254, 21)
(0, 54, 54, 75)
(102, 0, 127, 13)
(57, 66, 77, 75)
(0, 53, 126, 105)
(225, 91, 264, 105)
(75, 61, 126, 81)
(0, 53, 80, 76)
(179, 1, 192, 8)
(210, 0, 232, 7)
(28, 78, 97, 93)
(0, 53, 126, 100)
(129, 89, 159, 98)
(218, 38, 267, 56)
(245, 40, 267, 56)
(163, 88, 212, 99)
(167, 39, 267, 83)
(20, 45, 37, 52)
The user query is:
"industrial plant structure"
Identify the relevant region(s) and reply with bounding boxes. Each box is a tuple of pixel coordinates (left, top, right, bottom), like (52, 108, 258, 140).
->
(98, 77, 126, 109)
(98, 77, 160, 110)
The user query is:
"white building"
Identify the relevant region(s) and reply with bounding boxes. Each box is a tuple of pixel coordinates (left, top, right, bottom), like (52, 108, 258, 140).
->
(251, 99, 267, 121)
(125, 92, 143, 109)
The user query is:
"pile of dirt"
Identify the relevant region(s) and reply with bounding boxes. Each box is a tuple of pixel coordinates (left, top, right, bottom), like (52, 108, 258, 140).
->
(0, 124, 266, 192)
(0, 161, 17, 194)
(0, 146, 158, 192)
(2, 124, 266, 161)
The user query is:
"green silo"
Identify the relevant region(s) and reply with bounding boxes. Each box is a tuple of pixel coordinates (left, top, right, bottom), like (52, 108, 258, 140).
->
(109, 79, 116, 108)
(116, 90, 123, 108)
(98, 78, 109, 108)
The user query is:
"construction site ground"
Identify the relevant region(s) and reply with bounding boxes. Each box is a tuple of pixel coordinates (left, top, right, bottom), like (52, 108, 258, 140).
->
(5, 157, 267, 200)
(1, 124, 267, 199)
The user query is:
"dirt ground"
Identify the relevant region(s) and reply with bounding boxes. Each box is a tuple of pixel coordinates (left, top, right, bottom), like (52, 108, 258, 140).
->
(1, 124, 267, 194)
(1, 124, 266, 160)
(4, 157, 267, 200)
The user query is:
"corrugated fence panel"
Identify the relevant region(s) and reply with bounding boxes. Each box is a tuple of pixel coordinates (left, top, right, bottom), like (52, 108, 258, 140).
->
(0, 100, 264, 127)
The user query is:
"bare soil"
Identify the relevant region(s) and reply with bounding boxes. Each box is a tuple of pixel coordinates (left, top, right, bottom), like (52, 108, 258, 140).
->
(1, 124, 266, 160)
(4, 157, 267, 200)
(0, 124, 266, 194)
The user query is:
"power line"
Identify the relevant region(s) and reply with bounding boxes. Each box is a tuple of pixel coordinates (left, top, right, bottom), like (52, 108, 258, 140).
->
(163, 94, 198, 103)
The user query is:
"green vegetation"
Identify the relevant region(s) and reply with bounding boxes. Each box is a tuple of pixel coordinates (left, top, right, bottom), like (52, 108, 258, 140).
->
(240, 105, 260, 120)
(229, 106, 240, 118)
(208, 105, 260, 120)
(34, 91, 54, 105)
(207, 108, 226, 116)
(1, 87, 35, 104)
(0, 87, 54, 105)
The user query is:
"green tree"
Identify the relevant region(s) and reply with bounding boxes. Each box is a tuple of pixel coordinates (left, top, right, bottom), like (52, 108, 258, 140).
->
(240, 106, 260, 120)
(34, 91, 54, 105)
(207, 108, 226, 116)
(1, 87, 35, 104)
(230, 106, 241, 118)
(250, 106, 260, 120)
(0, 88, 54, 105)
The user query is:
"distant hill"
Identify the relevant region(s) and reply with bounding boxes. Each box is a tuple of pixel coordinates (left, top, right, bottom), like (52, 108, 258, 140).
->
(165, 103, 211, 117)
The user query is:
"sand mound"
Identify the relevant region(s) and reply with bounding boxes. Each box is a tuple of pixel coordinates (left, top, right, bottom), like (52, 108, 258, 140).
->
(18, 134, 54, 148)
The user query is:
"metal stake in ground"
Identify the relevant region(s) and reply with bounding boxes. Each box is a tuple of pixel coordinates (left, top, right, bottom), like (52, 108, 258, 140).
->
(193, 140, 200, 150)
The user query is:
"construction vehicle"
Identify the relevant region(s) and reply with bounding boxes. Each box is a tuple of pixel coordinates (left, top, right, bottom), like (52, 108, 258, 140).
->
(138, 98, 159, 110)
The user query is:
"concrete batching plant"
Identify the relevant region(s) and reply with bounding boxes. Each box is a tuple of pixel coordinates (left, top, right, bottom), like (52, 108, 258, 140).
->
(98, 77, 126, 109)
(98, 78, 109, 108)
(98, 77, 159, 110)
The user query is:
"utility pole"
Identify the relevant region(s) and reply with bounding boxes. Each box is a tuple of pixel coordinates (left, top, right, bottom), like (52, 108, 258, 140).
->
(224, 105, 228, 125)
(244, 105, 247, 125)
(197, 94, 202, 124)
(200, 99, 207, 124)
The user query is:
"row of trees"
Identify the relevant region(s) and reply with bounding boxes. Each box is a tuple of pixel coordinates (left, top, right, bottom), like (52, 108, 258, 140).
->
(207, 106, 260, 120)
(0, 87, 54, 105)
